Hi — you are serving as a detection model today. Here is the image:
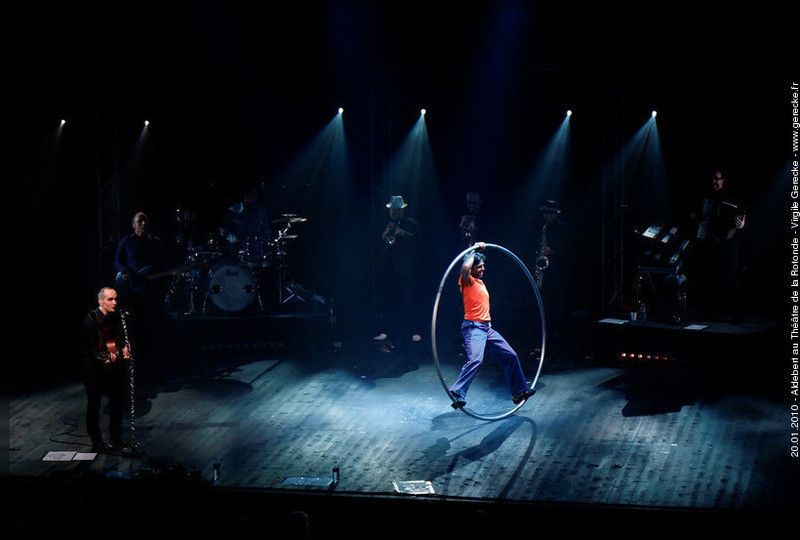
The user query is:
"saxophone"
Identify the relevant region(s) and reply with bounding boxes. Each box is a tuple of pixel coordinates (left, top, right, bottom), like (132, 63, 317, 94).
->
(534, 223, 549, 288)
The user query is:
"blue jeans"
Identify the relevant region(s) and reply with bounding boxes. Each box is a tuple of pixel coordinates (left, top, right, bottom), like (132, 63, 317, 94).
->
(449, 320, 528, 399)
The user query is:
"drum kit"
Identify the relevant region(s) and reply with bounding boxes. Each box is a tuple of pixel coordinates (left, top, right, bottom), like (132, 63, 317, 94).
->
(165, 214, 308, 315)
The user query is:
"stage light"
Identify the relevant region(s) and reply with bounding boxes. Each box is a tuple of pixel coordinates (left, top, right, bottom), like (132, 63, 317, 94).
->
(651, 110, 657, 118)
(144, 120, 150, 127)
(420, 108, 426, 116)
(617, 351, 673, 362)
(60, 119, 66, 126)
(338, 107, 344, 115)
(566, 109, 572, 117)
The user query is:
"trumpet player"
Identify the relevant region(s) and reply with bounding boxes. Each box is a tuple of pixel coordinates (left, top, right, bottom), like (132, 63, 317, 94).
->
(458, 190, 483, 249)
(374, 195, 423, 348)
(381, 195, 420, 249)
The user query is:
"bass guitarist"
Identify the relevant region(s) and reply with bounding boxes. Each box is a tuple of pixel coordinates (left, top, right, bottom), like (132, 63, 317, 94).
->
(113, 211, 171, 375)
(114, 211, 171, 297)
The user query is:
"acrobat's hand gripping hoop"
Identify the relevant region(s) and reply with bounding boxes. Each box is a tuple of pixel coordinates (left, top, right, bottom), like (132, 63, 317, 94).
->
(431, 243, 546, 421)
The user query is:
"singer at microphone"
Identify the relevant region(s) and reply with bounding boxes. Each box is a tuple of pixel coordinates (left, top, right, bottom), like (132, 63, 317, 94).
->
(80, 286, 131, 453)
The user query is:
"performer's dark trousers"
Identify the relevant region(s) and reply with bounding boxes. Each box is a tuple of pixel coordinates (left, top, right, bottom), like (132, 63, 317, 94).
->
(83, 365, 126, 444)
(694, 241, 743, 322)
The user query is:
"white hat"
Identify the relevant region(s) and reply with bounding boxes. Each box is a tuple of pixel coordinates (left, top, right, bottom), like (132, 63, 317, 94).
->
(386, 195, 408, 209)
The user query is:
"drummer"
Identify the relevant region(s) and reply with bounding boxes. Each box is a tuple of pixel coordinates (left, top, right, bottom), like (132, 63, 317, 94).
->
(219, 185, 271, 259)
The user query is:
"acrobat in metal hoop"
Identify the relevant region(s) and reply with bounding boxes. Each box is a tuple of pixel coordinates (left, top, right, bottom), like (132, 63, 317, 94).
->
(431, 243, 546, 421)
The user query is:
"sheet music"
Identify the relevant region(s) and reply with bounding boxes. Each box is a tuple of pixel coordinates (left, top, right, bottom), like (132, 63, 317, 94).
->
(42, 451, 97, 461)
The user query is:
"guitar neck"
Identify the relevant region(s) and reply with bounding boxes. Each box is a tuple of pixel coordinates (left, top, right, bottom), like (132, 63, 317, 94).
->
(146, 265, 190, 280)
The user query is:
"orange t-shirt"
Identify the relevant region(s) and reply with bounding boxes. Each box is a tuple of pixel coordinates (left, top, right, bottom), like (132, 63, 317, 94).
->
(460, 274, 490, 322)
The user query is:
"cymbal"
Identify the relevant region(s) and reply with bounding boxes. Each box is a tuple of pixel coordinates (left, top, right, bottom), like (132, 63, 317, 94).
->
(272, 215, 307, 224)
(274, 233, 298, 242)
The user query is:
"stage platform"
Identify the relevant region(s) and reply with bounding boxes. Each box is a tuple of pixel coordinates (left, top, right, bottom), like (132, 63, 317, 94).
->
(591, 315, 781, 364)
(7, 312, 795, 538)
(162, 309, 336, 354)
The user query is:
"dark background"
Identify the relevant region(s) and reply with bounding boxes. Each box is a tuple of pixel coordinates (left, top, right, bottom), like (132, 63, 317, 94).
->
(7, 2, 793, 385)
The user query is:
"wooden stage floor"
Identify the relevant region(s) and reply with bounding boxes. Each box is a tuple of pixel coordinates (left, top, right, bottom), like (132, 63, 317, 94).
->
(7, 314, 797, 538)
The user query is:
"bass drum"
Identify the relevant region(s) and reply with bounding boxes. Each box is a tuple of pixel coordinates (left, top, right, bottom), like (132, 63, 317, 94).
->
(206, 260, 257, 312)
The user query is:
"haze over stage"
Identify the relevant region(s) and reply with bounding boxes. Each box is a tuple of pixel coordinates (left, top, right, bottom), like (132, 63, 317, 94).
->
(8, 4, 795, 537)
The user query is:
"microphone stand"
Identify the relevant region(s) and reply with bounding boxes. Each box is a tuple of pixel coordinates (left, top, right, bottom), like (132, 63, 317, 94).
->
(119, 312, 140, 451)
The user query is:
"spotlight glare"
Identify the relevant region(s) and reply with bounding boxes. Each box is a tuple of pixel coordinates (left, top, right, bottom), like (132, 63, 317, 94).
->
(144, 120, 150, 126)
(566, 109, 572, 117)
(651, 110, 657, 117)
(60, 119, 66, 126)
(338, 107, 344, 114)
(420, 108, 426, 116)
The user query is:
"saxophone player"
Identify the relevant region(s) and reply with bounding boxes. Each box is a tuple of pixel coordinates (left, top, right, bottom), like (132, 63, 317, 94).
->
(536, 199, 570, 341)
(536, 200, 564, 285)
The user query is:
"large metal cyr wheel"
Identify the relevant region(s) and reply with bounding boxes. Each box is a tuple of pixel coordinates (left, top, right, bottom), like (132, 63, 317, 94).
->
(431, 243, 546, 421)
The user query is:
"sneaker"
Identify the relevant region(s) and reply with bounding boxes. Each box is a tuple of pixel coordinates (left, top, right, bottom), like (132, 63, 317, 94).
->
(512, 389, 536, 404)
(108, 439, 129, 452)
(450, 393, 466, 409)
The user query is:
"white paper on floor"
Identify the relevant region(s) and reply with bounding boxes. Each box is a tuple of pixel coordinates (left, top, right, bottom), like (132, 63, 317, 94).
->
(393, 480, 435, 494)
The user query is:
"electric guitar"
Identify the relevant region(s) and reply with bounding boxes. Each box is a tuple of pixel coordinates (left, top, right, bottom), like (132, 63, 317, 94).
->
(115, 265, 189, 294)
